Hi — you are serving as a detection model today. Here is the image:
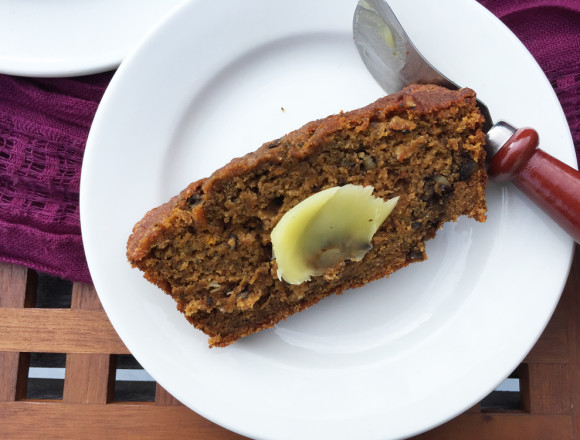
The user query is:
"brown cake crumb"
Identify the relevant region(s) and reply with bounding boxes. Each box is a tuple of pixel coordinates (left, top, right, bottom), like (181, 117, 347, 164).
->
(127, 84, 488, 347)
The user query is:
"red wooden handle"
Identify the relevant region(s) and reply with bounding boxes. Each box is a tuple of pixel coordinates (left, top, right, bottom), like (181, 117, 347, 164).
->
(487, 128, 580, 244)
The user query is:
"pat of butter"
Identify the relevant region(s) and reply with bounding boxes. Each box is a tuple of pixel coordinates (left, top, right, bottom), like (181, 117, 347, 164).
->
(271, 184, 399, 284)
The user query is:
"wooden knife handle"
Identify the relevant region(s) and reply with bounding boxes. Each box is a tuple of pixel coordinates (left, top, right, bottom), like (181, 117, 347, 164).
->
(487, 128, 580, 244)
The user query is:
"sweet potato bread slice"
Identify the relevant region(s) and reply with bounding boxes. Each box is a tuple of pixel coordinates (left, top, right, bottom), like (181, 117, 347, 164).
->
(127, 84, 487, 347)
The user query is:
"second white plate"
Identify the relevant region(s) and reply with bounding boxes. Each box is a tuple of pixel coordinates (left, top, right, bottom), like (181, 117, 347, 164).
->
(0, 0, 185, 77)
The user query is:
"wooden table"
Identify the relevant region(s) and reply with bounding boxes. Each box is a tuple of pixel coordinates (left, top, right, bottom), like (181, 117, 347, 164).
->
(1, 245, 578, 439)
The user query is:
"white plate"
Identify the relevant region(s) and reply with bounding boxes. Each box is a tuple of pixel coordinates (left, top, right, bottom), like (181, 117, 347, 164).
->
(80, 0, 576, 439)
(0, 0, 185, 77)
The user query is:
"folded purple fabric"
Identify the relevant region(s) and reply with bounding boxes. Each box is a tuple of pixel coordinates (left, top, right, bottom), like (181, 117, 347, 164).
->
(0, 1, 578, 283)
(480, 0, 580, 146)
(0, 74, 112, 282)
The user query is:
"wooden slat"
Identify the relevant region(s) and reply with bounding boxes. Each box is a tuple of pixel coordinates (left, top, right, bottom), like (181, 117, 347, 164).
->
(0, 264, 34, 403)
(63, 282, 115, 403)
(0, 263, 34, 308)
(0, 352, 20, 402)
(155, 383, 183, 406)
(411, 413, 573, 440)
(71, 283, 103, 311)
(0, 309, 129, 354)
(0, 402, 249, 440)
(63, 354, 114, 404)
(566, 248, 580, 437)
(523, 363, 571, 415)
(0, 352, 28, 402)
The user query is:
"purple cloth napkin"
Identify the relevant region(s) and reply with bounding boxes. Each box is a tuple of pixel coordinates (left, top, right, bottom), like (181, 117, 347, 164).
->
(480, 0, 580, 144)
(0, 74, 112, 282)
(0, 1, 578, 283)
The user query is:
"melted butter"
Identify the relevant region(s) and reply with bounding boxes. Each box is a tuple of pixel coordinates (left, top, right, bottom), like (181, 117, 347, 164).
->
(271, 184, 399, 284)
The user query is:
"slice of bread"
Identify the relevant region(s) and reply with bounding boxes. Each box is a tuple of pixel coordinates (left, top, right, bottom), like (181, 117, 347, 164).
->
(127, 84, 487, 347)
